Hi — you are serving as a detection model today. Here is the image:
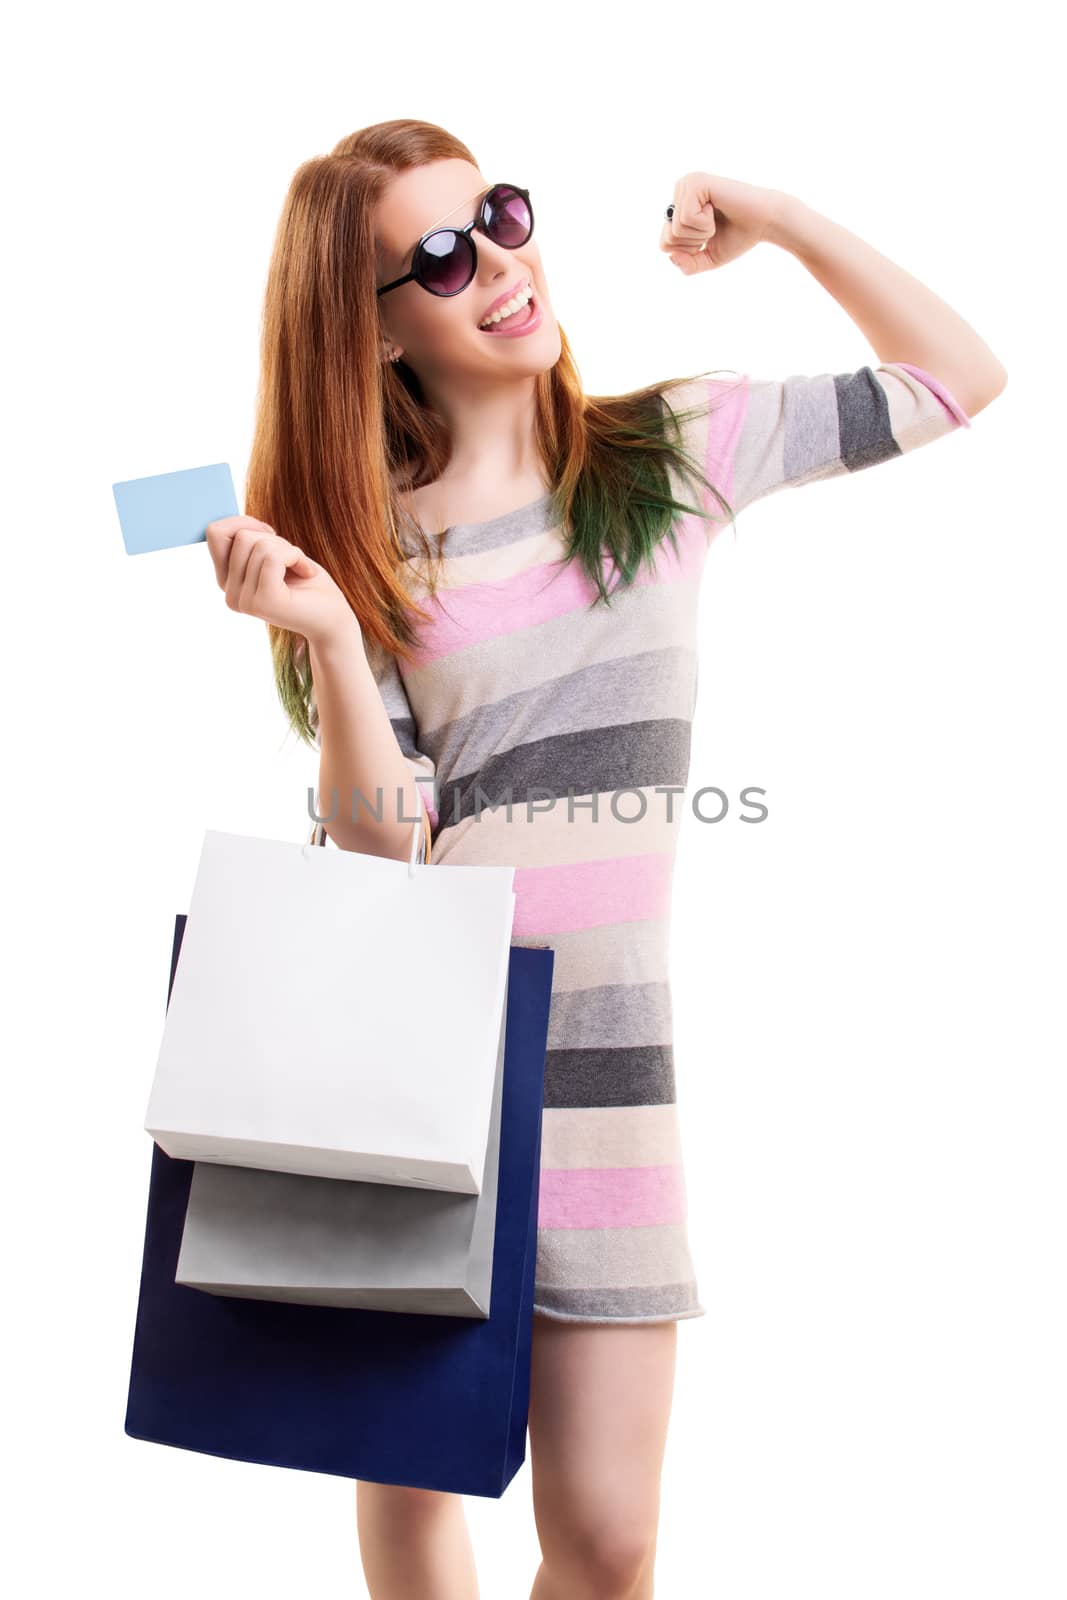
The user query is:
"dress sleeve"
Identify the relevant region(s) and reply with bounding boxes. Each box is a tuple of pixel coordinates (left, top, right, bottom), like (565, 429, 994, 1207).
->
(308, 646, 439, 843)
(668, 361, 971, 526)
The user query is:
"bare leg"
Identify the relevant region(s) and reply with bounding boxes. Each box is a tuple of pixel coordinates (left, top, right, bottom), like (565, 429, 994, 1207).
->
(525, 1310, 678, 1599)
(355, 1480, 478, 1600)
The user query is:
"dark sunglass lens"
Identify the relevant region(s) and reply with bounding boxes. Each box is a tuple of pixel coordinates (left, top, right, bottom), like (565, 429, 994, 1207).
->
(486, 186, 532, 247)
(418, 231, 475, 295)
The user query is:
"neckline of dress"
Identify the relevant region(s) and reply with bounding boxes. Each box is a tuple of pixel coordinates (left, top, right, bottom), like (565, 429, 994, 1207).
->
(400, 489, 556, 539)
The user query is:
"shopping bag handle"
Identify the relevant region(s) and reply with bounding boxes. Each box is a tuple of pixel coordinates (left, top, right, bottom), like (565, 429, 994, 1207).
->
(306, 803, 431, 876)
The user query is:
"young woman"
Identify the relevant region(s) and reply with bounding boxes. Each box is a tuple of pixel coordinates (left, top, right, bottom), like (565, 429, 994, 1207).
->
(205, 119, 1006, 1600)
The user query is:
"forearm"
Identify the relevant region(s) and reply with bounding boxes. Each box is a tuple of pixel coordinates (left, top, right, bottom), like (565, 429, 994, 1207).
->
(765, 194, 1008, 415)
(307, 622, 425, 861)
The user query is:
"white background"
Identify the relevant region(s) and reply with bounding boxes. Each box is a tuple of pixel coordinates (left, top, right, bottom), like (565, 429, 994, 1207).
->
(5, 1, 1062, 1595)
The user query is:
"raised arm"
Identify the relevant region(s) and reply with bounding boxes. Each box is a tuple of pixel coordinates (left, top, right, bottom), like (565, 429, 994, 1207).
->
(664, 172, 1006, 416)
(763, 194, 1006, 417)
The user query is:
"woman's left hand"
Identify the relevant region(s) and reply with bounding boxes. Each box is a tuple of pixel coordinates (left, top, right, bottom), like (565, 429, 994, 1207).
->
(661, 172, 790, 273)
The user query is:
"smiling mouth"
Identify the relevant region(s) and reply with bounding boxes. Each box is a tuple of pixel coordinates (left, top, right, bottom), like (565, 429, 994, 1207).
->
(478, 279, 535, 330)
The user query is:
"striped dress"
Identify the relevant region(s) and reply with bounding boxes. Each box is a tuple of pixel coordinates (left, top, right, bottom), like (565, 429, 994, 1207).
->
(345, 361, 971, 1324)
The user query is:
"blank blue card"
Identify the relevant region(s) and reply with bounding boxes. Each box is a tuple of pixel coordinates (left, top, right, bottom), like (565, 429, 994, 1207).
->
(113, 463, 239, 556)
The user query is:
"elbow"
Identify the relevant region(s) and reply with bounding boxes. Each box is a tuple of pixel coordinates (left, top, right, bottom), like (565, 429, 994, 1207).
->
(966, 363, 1009, 418)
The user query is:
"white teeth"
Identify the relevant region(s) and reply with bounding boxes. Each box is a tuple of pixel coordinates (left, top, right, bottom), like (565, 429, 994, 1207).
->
(479, 282, 533, 327)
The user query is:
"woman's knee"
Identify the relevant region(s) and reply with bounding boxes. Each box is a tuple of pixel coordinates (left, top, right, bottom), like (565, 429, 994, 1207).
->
(526, 1318, 673, 1591)
(541, 1511, 657, 1595)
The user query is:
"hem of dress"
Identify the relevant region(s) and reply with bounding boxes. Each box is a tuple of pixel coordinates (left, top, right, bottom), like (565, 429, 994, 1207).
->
(531, 1303, 707, 1325)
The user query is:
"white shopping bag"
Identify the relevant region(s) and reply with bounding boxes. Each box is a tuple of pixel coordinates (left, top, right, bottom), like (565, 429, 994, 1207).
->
(144, 813, 516, 1191)
(173, 955, 511, 1316)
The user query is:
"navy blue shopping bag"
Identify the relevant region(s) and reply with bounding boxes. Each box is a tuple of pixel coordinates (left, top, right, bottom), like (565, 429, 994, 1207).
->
(124, 914, 553, 1498)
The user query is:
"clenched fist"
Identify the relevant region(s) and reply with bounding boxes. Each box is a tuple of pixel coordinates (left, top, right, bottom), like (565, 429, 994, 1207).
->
(661, 172, 790, 274)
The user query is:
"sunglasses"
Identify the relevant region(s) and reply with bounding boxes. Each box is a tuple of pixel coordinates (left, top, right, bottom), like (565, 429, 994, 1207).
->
(376, 182, 534, 299)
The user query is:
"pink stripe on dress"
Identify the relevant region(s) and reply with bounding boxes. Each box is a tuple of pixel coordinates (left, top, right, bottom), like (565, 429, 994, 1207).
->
(538, 1163, 689, 1229)
(511, 852, 675, 937)
(894, 363, 973, 428)
(705, 374, 749, 509)
(409, 517, 708, 667)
